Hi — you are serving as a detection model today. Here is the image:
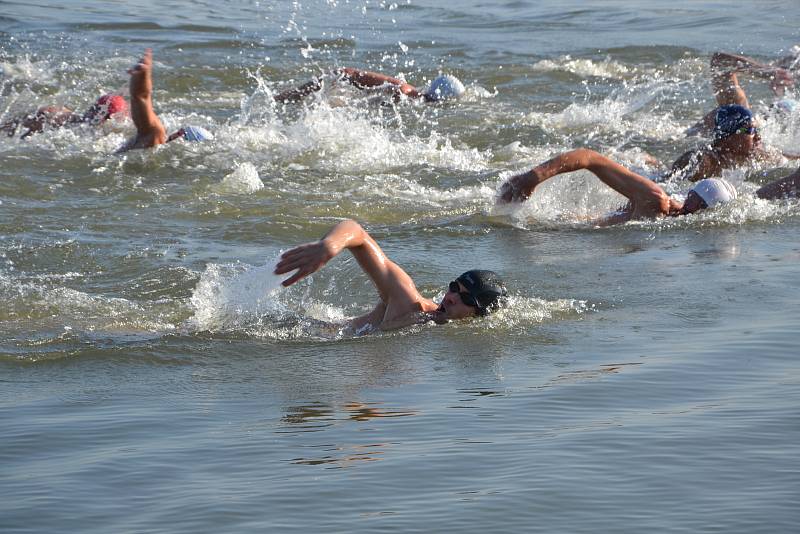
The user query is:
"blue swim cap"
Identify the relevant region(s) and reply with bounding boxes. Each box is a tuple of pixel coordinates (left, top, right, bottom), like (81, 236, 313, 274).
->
(713, 105, 754, 139)
(183, 125, 214, 142)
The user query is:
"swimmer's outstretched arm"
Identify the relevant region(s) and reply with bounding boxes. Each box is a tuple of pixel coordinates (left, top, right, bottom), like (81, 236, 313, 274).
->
(120, 48, 166, 151)
(0, 106, 80, 138)
(756, 167, 800, 200)
(273, 77, 325, 103)
(273, 67, 420, 103)
(498, 148, 667, 208)
(336, 68, 420, 97)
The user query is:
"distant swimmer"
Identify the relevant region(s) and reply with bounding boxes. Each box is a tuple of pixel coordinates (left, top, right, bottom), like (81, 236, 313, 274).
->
(273, 219, 506, 333)
(118, 48, 213, 152)
(498, 148, 737, 225)
(273, 67, 466, 104)
(0, 93, 128, 138)
(686, 51, 795, 137)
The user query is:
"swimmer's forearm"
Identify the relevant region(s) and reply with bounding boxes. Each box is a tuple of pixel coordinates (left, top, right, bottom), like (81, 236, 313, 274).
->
(712, 52, 785, 79)
(275, 220, 384, 287)
(274, 78, 323, 103)
(712, 52, 766, 73)
(320, 219, 368, 257)
(499, 149, 594, 202)
(338, 67, 401, 88)
(756, 168, 800, 200)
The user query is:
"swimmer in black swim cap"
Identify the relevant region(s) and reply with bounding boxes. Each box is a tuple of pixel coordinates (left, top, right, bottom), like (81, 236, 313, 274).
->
(274, 220, 507, 333)
(441, 270, 507, 318)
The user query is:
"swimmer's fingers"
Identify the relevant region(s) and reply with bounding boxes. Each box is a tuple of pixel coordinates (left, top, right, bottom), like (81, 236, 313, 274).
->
(275, 242, 331, 286)
(280, 269, 311, 287)
(127, 48, 153, 75)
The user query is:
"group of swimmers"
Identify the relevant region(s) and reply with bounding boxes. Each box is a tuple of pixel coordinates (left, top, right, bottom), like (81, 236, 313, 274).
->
(3, 46, 800, 333)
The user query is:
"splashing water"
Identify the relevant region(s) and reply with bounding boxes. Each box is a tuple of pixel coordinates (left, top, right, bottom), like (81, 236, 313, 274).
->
(188, 258, 288, 332)
(211, 162, 264, 194)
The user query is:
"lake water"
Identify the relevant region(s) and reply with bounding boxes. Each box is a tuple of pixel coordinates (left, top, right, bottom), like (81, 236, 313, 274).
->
(1, 1, 799, 532)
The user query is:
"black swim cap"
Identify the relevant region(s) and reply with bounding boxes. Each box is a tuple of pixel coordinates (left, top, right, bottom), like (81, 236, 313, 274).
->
(456, 270, 508, 316)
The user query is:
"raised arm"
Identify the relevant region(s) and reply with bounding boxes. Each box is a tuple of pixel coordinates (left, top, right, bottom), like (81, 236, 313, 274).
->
(756, 167, 800, 200)
(120, 48, 166, 151)
(499, 148, 667, 207)
(711, 52, 794, 104)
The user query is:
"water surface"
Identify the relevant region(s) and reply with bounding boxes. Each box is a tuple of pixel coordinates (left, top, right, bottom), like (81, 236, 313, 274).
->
(2, 1, 799, 532)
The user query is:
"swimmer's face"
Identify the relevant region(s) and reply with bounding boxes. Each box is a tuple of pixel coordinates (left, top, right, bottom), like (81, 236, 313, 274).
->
(715, 128, 758, 157)
(435, 280, 480, 323)
(681, 190, 708, 215)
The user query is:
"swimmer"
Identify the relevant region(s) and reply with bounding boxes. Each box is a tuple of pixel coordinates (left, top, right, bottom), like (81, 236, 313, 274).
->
(498, 148, 737, 225)
(273, 219, 506, 333)
(686, 51, 795, 136)
(668, 104, 773, 182)
(117, 48, 213, 152)
(273, 67, 466, 104)
(0, 93, 128, 138)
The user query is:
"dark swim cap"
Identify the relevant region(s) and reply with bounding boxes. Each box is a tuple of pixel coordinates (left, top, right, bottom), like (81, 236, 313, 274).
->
(713, 105, 753, 139)
(456, 270, 508, 316)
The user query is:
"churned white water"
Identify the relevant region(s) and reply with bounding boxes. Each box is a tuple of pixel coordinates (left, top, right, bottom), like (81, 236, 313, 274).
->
(2, 1, 799, 533)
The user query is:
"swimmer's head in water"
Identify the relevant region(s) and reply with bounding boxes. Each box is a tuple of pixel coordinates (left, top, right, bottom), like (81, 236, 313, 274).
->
(446, 270, 508, 318)
(84, 94, 128, 124)
(683, 178, 737, 214)
(424, 74, 466, 102)
(167, 125, 214, 143)
(713, 105, 754, 140)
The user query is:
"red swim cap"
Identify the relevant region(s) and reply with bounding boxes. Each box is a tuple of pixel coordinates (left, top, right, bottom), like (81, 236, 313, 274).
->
(89, 94, 128, 122)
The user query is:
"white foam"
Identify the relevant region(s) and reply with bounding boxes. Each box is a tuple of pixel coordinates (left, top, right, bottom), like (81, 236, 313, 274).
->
(523, 79, 685, 139)
(531, 55, 635, 79)
(212, 162, 264, 194)
(188, 258, 287, 332)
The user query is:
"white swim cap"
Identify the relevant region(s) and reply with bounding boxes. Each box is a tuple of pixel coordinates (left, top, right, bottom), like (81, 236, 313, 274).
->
(690, 178, 737, 208)
(424, 74, 466, 101)
(183, 125, 214, 142)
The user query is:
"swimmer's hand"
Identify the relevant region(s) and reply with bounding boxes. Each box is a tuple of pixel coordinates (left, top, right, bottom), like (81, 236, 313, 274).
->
(498, 170, 540, 203)
(128, 48, 152, 79)
(274, 240, 336, 287)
